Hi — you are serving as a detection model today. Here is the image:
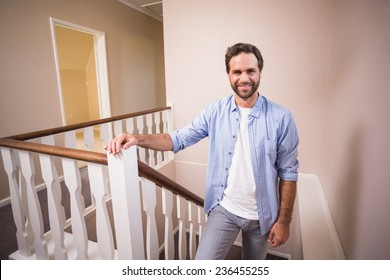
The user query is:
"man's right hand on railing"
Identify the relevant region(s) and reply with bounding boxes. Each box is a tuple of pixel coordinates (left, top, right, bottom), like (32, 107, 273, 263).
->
(104, 132, 173, 155)
(105, 133, 139, 155)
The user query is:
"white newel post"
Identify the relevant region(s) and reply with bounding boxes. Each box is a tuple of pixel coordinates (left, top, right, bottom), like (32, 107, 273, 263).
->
(107, 146, 145, 260)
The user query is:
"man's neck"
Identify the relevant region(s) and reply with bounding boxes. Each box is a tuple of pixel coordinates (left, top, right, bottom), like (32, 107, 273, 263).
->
(234, 92, 259, 108)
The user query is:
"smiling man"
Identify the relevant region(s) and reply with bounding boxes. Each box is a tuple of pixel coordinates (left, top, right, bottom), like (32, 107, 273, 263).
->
(105, 43, 299, 260)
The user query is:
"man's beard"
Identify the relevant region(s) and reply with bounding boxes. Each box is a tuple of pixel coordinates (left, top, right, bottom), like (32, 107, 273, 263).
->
(231, 80, 260, 100)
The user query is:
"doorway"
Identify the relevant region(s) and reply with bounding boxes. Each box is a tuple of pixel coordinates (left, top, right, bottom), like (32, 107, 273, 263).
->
(50, 18, 111, 125)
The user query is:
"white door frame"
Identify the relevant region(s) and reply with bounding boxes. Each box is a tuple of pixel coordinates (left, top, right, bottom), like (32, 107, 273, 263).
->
(50, 17, 112, 124)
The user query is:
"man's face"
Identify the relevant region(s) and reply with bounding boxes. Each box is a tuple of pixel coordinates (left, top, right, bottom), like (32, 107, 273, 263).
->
(228, 52, 261, 101)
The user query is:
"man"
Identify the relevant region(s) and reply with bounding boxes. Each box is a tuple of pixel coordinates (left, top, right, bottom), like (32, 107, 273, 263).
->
(105, 43, 299, 260)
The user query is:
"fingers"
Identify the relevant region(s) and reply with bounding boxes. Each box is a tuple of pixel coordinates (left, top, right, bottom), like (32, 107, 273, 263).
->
(268, 235, 286, 247)
(267, 229, 287, 247)
(104, 133, 134, 155)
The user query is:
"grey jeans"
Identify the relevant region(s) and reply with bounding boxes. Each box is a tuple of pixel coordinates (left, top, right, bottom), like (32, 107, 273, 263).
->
(195, 204, 269, 260)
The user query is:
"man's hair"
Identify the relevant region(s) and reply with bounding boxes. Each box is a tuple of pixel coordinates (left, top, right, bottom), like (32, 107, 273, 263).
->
(225, 43, 264, 73)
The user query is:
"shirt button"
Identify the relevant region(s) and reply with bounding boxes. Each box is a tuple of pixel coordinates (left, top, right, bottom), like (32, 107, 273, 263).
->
(232, 135, 236, 138)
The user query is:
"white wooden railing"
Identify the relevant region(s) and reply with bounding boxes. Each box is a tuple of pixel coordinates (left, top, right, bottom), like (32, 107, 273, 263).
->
(0, 107, 206, 260)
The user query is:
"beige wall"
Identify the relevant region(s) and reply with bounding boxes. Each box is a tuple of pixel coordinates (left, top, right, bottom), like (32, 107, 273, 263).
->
(0, 0, 165, 199)
(163, 0, 390, 259)
(320, 0, 390, 259)
(163, 0, 332, 204)
(0, 0, 165, 138)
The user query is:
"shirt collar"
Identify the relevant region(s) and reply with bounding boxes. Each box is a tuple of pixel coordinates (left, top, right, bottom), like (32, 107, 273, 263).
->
(229, 93, 265, 118)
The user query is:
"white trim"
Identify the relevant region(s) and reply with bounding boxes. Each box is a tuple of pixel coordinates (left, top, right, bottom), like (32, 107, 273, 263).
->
(297, 173, 346, 259)
(49, 18, 112, 125)
(94, 34, 112, 119)
(118, 0, 163, 22)
(49, 18, 66, 125)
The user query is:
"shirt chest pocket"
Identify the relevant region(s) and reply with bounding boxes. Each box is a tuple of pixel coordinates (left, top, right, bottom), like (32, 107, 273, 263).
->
(264, 139, 277, 164)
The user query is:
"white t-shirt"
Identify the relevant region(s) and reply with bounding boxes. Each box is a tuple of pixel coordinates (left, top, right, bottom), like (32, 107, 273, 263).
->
(220, 106, 259, 220)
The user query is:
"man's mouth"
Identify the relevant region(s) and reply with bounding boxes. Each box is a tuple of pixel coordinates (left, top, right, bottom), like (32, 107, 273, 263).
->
(237, 83, 253, 90)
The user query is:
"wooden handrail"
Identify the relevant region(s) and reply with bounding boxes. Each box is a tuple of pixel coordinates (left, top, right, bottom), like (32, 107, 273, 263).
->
(5, 106, 171, 141)
(0, 138, 107, 165)
(138, 160, 204, 206)
(0, 138, 204, 207)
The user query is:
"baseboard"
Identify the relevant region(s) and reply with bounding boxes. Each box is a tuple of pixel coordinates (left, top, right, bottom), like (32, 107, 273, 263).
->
(266, 249, 290, 260)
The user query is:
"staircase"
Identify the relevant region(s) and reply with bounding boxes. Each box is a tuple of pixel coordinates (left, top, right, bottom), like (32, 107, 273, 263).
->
(0, 107, 205, 260)
(0, 106, 345, 260)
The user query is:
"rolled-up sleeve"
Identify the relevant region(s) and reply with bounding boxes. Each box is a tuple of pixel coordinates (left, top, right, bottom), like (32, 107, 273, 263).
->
(168, 106, 210, 153)
(276, 112, 299, 181)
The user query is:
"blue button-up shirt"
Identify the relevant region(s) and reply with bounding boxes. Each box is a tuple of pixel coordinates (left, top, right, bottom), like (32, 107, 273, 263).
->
(169, 95, 299, 234)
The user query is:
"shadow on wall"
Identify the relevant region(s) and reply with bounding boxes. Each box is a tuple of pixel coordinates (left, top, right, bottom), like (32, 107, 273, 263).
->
(335, 126, 363, 259)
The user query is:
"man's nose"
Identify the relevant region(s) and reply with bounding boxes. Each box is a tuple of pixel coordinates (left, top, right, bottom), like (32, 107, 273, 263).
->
(240, 72, 249, 82)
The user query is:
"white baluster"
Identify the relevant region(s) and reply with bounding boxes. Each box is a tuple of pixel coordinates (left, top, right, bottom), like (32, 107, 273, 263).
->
(107, 146, 145, 259)
(162, 110, 171, 162)
(197, 205, 205, 241)
(162, 188, 174, 260)
(1, 148, 31, 257)
(176, 195, 188, 260)
(64, 130, 77, 148)
(18, 150, 48, 259)
(16, 155, 34, 250)
(146, 114, 155, 167)
(141, 178, 159, 260)
(100, 123, 112, 147)
(166, 105, 173, 132)
(87, 163, 115, 259)
(154, 112, 163, 167)
(126, 118, 135, 134)
(99, 123, 112, 197)
(84, 126, 94, 151)
(188, 201, 197, 260)
(113, 120, 123, 136)
(40, 136, 67, 259)
(136, 116, 146, 163)
(62, 158, 88, 259)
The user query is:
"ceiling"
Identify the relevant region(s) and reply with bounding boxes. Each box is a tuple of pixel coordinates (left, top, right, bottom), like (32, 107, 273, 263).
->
(118, 0, 163, 22)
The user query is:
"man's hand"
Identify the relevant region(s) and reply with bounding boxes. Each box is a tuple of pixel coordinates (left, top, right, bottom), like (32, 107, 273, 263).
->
(104, 133, 173, 155)
(104, 133, 138, 155)
(268, 222, 290, 247)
